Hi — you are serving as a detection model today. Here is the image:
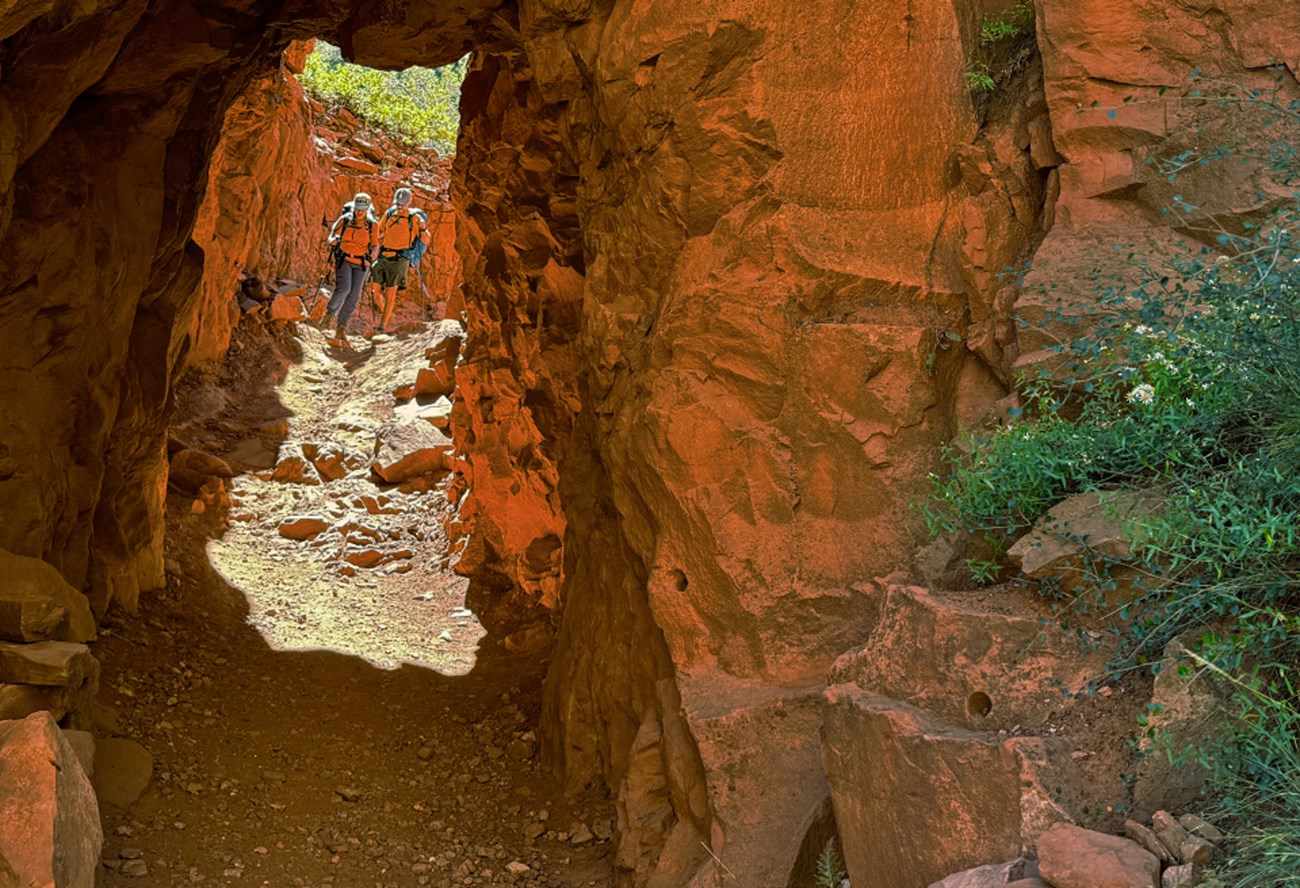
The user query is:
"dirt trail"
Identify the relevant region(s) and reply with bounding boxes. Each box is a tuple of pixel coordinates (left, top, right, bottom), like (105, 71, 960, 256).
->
(93, 311, 615, 888)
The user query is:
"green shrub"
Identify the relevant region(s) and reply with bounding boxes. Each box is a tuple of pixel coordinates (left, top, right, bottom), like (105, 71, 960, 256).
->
(300, 42, 465, 154)
(924, 72, 1300, 884)
(979, 1, 1033, 44)
(964, 2, 1034, 95)
(964, 61, 997, 94)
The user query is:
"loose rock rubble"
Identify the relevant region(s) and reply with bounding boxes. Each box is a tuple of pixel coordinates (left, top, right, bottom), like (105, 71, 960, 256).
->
(929, 809, 1226, 888)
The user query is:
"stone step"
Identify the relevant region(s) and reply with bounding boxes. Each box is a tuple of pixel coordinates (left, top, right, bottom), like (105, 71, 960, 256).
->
(831, 584, 1112, 731)
(821, 684, 1076, 888)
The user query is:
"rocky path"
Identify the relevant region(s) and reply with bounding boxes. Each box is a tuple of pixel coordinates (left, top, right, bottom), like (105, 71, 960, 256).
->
(92, 313, 615, 887)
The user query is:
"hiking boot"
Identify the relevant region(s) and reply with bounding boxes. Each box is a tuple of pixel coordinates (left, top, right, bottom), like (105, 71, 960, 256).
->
(333, 328, 349, 347)
(316, 311, 335, 331)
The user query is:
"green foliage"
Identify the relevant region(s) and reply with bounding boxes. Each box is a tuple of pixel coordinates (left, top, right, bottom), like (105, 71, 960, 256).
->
(979, 1, 1034, 44)
(964, 60, 997, 93)
(300, 42, 466, 154)
(924, 70, 1300, 885)
(963, 2, 1034, 97)
(814, 839, 846, 888)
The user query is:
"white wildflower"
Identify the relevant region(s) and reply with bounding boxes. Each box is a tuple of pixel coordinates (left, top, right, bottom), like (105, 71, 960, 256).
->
(1151, 350, 1176, 370)
(1126, 383, 1156, 406)
(1134, 324, 1153, 336)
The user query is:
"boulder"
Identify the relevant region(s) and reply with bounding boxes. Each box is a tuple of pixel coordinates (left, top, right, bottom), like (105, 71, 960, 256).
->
(268, 293, 308, 321)
(414, 364, 455, 398)
(1007, 490, 1158, 586)
(271, 443, 323, 485)
(309, 443, 353, 481)
(0, 547, 96, 643)
(371, 421, 454, 483)
(1176, 815, 1222, 845)
(1036, 823, 1159, 888)
(0, 712, 101, 888)
(394, 395, 454, 429)
(822, 686, 1072, 888)
(681, 680, 829, 887)
(92, 737, 153, 809)
(170, 449, 233, 479)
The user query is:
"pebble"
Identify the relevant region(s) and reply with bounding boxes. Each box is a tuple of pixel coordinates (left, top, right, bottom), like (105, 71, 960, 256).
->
(121, 859, 149, 877)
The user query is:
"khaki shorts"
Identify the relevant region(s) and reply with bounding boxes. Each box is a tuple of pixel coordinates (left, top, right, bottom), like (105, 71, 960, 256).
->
(371, 254, 409, 289)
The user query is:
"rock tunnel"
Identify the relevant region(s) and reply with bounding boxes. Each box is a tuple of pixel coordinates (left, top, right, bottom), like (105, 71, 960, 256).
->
(1, 0, 1298, 886)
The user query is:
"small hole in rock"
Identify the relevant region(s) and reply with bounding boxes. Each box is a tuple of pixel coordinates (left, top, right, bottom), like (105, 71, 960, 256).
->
(967, 691, 993, 718)
(670, 569, 688, 592)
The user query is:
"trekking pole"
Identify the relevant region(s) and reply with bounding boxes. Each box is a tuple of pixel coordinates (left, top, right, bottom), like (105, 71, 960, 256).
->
(306, 246, 334, 316)
(414, 263, 431, 322)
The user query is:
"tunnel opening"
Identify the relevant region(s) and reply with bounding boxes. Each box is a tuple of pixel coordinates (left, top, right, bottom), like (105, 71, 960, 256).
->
(75, 39, 618, 887)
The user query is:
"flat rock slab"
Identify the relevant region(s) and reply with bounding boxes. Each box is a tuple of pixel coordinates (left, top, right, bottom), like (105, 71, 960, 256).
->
(0, 712, 102, 888)
(92, 737, 153, 809)
(0, 640, 97, 687)
(278, 516, 330, 540)
(371, 421, 453, 483)
(0, 547, 96, 643)
(1037, 823, 1159, 888)
(1008, 490, 1157, 580)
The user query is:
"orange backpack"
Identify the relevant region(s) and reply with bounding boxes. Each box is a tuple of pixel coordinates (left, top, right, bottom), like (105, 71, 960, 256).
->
(379, 208, 424, 255)
(334, 212, 373, 264)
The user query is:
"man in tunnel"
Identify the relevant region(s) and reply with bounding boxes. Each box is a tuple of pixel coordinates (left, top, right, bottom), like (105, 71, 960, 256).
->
(323, 191, 379, 345)
(372, 186, 429, 332)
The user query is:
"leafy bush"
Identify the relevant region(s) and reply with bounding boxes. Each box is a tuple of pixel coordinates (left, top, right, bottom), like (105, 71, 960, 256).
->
(924, 72, 1300, 884)
(300, 42, 465, 154)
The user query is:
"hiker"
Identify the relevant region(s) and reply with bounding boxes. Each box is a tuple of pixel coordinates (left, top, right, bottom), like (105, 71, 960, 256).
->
(372, 187, 429, 332)
(323, 192, 378, 343)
